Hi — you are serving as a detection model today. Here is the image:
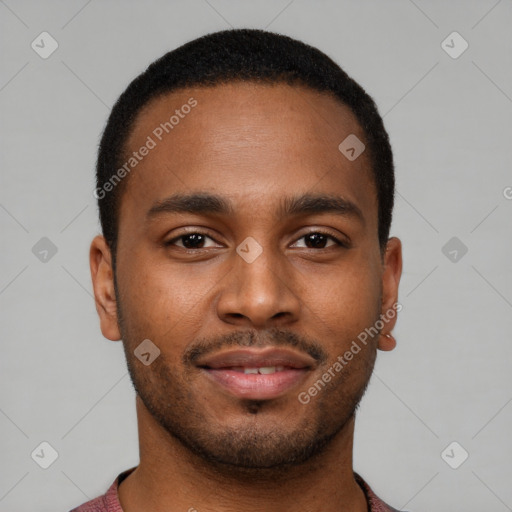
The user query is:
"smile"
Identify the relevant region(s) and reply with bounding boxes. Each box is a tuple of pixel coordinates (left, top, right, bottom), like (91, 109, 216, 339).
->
(195, 347, 316, 400)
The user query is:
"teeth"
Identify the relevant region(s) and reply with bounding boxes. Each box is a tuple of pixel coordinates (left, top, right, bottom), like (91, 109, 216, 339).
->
(242, 366, 286, 374)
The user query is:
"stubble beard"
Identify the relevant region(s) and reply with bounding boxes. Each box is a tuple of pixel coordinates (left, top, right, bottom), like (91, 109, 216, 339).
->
(121, 339, 376, 476)
(114, 280, 378, 476)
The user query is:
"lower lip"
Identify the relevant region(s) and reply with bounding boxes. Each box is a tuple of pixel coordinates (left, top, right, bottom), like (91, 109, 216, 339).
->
(200, 368, 309, 400)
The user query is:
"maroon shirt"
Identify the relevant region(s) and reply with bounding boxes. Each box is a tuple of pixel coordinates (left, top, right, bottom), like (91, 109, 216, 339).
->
(70, 467, 404, 512)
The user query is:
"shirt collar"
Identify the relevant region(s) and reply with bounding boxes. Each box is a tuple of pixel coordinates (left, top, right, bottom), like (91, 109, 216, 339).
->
(104, 467, 401, 512)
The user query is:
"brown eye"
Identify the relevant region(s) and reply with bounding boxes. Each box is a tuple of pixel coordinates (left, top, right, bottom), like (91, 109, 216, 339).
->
(165, 232, 219, 249)
(291, 232, 346, 249)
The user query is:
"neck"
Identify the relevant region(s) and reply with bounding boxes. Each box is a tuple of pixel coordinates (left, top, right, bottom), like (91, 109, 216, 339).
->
(118, 395, 368, 512)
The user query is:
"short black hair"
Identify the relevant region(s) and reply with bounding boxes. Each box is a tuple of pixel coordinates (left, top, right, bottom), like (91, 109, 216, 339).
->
(96, 28, 394, 260)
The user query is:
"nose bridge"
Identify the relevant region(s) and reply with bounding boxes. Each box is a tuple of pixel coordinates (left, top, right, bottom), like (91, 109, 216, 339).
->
(217, 235, 300, 326)
(238, 239, 281, 297)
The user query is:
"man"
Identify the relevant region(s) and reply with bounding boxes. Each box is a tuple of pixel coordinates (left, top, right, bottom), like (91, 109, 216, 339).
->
(73, 28, 404, 512)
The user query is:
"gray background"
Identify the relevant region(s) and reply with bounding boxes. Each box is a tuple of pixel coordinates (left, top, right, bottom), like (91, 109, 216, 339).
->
(1, 1, 511, 511)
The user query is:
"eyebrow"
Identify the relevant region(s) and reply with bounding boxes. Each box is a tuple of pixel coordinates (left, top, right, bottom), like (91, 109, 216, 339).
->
(147, 192, 364, 224)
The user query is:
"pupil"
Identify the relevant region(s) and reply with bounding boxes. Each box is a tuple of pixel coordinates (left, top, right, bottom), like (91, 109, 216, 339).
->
(183, 234, 204, 248)
(306, 233, 326, 248)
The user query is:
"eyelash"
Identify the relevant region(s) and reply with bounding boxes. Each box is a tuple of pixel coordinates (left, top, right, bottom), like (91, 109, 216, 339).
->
(164, 230, 348, 251)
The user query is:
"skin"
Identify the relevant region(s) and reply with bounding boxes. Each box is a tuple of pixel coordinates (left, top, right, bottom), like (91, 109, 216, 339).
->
(90, 82, 402, 512)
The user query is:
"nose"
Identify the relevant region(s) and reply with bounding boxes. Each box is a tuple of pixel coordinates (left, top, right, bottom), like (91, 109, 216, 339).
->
(215, 242, 301, 329)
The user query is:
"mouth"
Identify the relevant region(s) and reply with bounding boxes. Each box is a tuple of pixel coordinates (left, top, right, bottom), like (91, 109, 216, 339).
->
(196, 348, 315, 400)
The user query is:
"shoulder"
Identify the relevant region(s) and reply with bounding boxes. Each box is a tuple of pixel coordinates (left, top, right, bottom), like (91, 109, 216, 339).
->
(69, 467, 136, 512)
(354, 472, 409, 512)
(69, 491, 111, 512)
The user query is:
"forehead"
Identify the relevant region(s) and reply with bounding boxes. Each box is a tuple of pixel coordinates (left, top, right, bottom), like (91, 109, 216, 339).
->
(120, 82, 376, 228)
(128, 81, 366, 155)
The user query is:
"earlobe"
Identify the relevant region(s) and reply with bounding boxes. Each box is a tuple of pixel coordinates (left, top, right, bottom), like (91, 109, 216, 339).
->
(378, 237, 403, 351)
(378, 332, 397, 351)
(89, 235, 122, 341)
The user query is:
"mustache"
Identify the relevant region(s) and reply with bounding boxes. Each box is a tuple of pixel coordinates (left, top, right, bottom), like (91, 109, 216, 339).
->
(183, 327, 328, 367)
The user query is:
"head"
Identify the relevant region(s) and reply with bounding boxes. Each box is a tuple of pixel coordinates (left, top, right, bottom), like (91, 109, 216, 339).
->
(90, 29, 402, 472)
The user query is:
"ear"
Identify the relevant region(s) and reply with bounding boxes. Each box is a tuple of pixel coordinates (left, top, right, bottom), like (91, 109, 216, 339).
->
(89, 235, 122, 341)
(377, 237, 403, 351)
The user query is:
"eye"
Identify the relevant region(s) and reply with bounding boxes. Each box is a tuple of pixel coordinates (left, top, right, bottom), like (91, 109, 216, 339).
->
(164, 230, 348, 252)
(165, 232, 220, 250)
(291, 231, 347, 249)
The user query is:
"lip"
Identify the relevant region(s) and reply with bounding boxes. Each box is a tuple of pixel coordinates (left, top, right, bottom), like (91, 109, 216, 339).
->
(196, 348, 315, 400)
(196, 347, 316, 370)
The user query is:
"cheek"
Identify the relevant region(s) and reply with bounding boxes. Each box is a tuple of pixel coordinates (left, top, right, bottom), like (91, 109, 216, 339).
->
(311, 262, 381, 319)
(118, 252, 176, 310)
(304, 259, 382, 359)
(117, 255, 212, 351)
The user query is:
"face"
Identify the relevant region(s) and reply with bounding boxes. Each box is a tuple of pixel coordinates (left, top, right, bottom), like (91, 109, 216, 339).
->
(90, 82, 402, 470)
